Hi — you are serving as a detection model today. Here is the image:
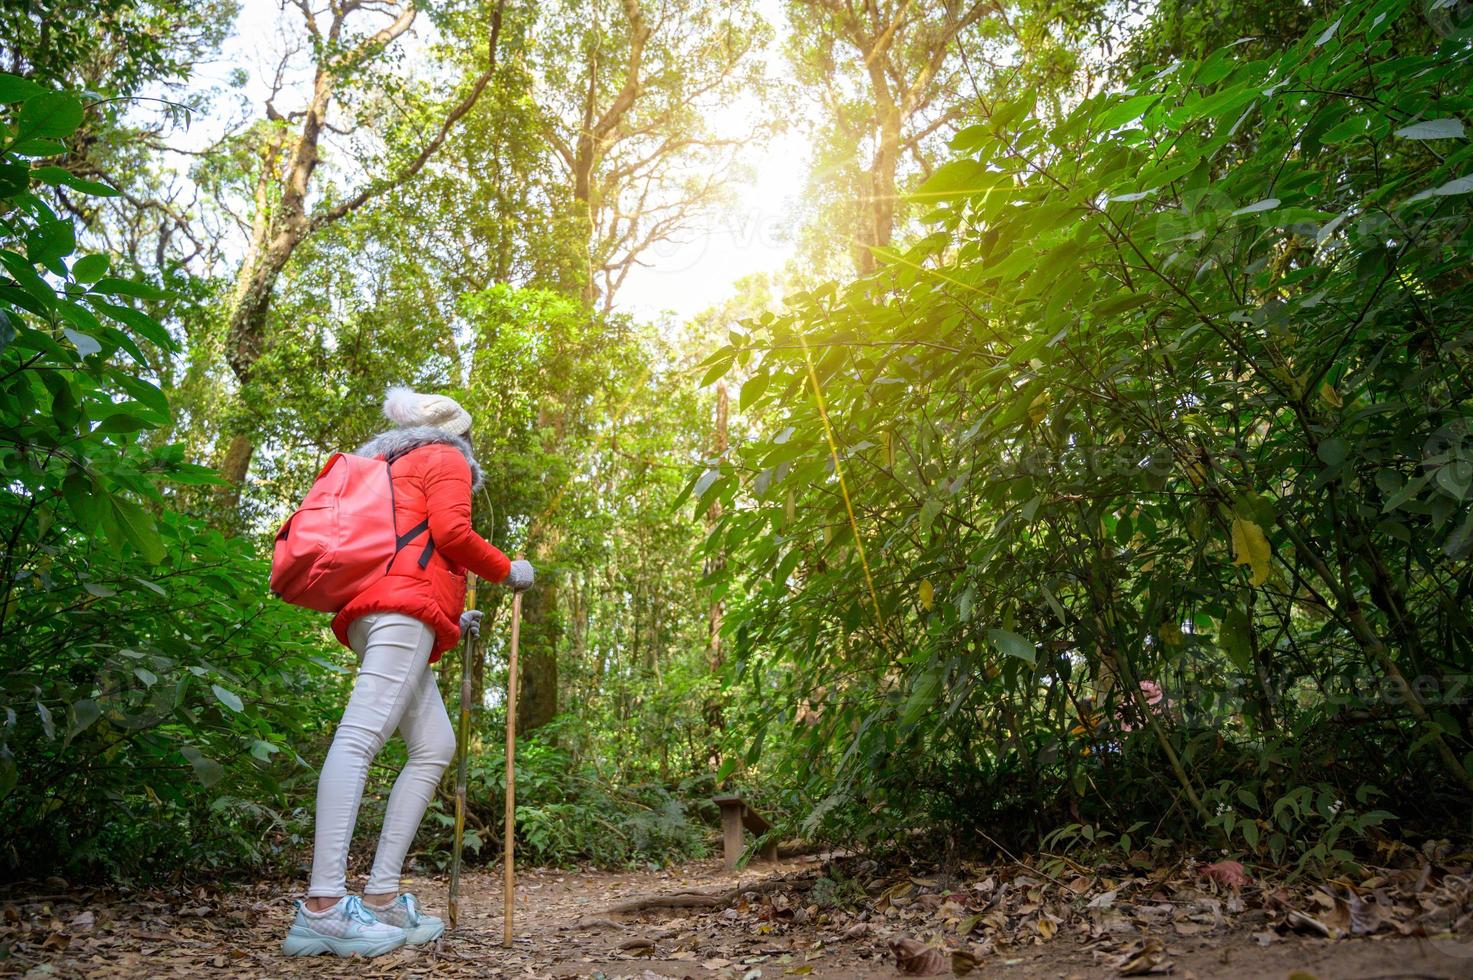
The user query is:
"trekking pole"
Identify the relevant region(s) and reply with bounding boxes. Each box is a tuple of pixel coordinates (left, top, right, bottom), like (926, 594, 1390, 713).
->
(503, 552, 524, 948)
(448, 573, 478, 929)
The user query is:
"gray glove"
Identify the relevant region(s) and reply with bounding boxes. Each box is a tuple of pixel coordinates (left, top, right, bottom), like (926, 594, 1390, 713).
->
(505, 559, 534, 592)
(459, 609, 483, 639)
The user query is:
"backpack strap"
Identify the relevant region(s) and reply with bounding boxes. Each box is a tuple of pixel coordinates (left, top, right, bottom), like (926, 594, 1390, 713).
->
(383, 457, 435, 573)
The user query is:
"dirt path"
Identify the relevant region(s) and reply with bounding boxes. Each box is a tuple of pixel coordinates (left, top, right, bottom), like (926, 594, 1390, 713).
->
(3, 855, 1470, 978)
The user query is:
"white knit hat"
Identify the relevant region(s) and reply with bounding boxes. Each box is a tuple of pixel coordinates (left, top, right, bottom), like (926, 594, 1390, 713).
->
(382, 386, 472, 436)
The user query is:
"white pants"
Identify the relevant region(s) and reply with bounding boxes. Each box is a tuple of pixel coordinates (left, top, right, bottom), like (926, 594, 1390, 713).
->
(308, 612, 456, 898)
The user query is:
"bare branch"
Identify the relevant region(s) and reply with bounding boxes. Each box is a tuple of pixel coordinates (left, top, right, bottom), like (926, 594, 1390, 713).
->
(339, 0, 416, 69)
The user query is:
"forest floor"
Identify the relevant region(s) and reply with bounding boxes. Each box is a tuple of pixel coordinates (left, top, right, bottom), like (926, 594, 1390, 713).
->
(3, 851, 1472, 979)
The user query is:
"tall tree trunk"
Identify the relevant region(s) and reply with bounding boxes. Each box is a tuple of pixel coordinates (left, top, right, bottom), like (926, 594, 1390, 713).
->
(214, 65, 336, 505)
(513, 0, 651, 730)
(703, 383, 728, 770)
(518, 403, 567, 734)
(517, 532, 562, 734)
(859, 104, 902, 274)
(855, 60, 901, 276)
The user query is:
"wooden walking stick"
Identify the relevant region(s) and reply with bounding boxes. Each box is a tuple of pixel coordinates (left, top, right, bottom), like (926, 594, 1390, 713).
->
(447, 573, 478, 929)
(503, 553, 525, 947)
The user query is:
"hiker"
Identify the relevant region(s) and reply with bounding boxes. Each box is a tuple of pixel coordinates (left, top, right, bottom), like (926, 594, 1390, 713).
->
(281, 387, 533, 958)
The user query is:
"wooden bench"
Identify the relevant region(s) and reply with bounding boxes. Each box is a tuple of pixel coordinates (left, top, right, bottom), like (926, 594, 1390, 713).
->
(712, 794, 779, 869)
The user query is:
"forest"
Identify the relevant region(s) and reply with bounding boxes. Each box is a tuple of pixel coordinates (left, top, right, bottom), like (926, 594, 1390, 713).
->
(2, 0, 1473, 975)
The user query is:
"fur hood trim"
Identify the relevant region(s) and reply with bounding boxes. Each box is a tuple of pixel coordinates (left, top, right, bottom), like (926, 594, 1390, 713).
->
(355, 426, 484, 490)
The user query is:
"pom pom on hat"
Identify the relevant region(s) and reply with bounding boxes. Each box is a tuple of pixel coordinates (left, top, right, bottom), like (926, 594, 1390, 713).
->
(383, 386, 472, 436)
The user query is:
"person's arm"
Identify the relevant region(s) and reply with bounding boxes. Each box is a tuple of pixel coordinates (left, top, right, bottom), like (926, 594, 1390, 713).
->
(422, 447, 511, 583)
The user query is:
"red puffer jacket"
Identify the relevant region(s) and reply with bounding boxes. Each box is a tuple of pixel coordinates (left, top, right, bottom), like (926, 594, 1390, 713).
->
(332, 430, 510, 661)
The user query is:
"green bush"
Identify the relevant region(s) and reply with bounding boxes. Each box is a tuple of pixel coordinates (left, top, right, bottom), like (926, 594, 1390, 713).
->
(0, 78, 345, 880)
(409, 718, 710, 870)
(700, 0, 1473, 864)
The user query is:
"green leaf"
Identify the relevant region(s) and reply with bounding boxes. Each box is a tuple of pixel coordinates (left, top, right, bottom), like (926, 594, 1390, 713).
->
(692, 468, 720, 500)
(10, 137, 67, 157)
(158, 463, 221, 487)
(1320, 115, 1371, 143)
(1435, 463, 1470, 501)
(1219, 608, 1254, 673)
(64, 699, 101, 745)
(0, 73, 46, 103)
(1094, 93, 1161, 132)
(14, 92, 84, 140)
(90, 276, 168, 301)
(180, 746, 224, 787)
(0, 248, 57, 310)
(1406, 174, 1473, 203)
(95, 413, 148, 435)
(88, 298, 175, 351)
(108, 495, 165, 564)
(1091, 292, 1153, 317)
(30, 166, 119, 197)
(919, 497, 943, 535)
(62, 473, 101, 530)
(36, 702, 55, 740)
(62, 328, 100, 358)
(27, 218, 75, 269)
(987, 628, 1035, 663)
(913, 158, 986, 201)
(1232, 198, 1280, 216)
(72, 253, 110, 283)
(1393, 118, 1464, 140)
(699, 353, 734, 388)
(211, 684, 244, 713)
(900, 668, 942, 726)
(740, 370, 769, 411)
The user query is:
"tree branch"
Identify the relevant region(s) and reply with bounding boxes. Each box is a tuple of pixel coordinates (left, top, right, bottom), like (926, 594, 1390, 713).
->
(309, 0, 506, 230)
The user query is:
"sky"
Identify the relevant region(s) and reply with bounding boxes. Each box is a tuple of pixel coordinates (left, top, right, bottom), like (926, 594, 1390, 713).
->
(192, 0, 809, 324)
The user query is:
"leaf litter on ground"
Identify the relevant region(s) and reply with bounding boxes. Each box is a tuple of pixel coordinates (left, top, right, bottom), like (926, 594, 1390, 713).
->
(2, 850, 1472, 978)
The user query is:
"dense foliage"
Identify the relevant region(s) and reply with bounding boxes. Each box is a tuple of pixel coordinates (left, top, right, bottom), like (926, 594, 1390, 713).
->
(3, 0, 1471, 886)
(0, 79, 343, 876)
(702, 0, 1473, 867)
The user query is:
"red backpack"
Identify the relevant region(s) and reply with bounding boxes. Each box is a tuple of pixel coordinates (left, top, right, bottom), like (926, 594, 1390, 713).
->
(270, 453, 429, 612)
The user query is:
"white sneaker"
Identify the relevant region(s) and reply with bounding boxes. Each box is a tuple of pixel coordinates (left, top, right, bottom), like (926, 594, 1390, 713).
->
(366, 892, 445, 944)
(281, 895, 408, 957)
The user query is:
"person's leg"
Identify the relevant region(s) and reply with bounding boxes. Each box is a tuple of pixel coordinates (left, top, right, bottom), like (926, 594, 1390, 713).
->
(363, 657, 455, 902)
(306, 612, 436, 909)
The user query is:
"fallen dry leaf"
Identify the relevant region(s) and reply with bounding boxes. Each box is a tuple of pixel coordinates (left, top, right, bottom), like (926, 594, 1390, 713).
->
(1114, 938, 1173, 976)
(951, 948, 981, 975)
(1200, 860, 1251, 891)
(890, 937, 949, 976)
(1285, 908, 1342, 939)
